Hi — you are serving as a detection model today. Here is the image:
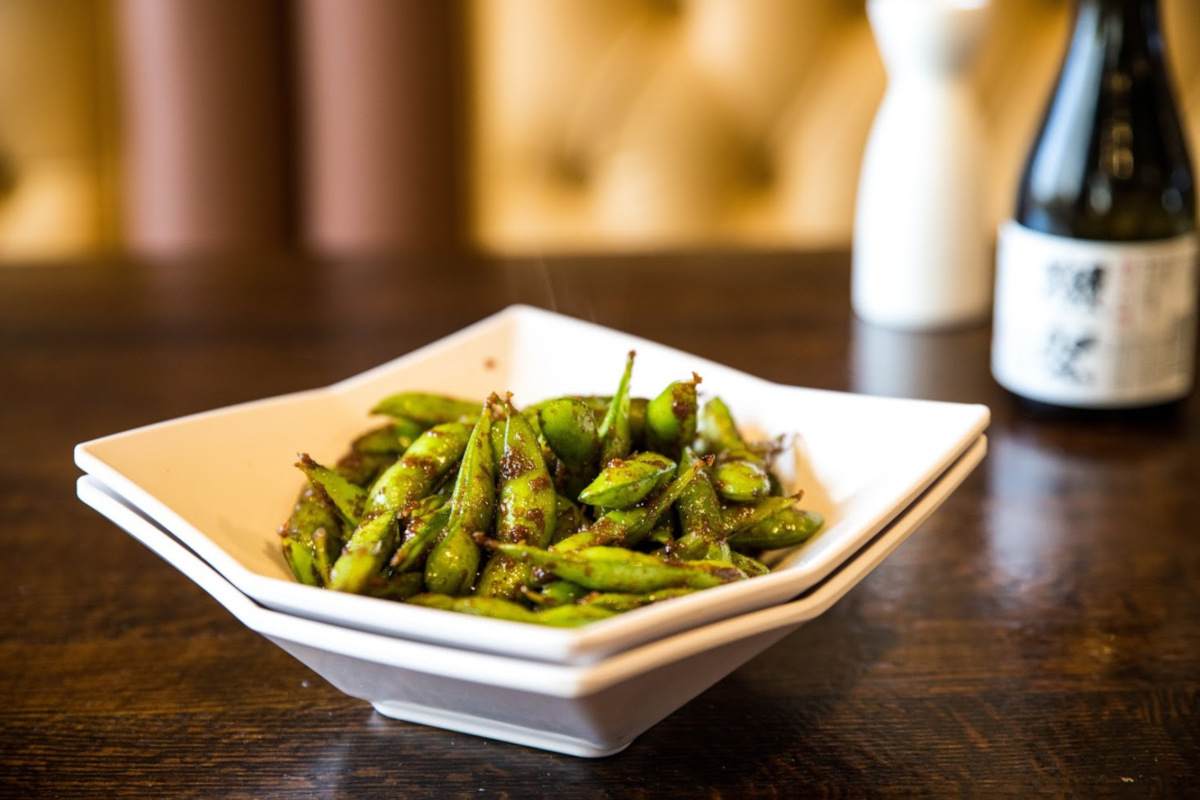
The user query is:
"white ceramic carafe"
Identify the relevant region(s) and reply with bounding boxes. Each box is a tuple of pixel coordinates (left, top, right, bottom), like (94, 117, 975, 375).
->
(852, 0, 992, 330)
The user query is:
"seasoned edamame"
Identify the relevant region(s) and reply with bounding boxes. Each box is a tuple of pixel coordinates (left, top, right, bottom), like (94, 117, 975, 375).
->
(277, 356, 824, 626)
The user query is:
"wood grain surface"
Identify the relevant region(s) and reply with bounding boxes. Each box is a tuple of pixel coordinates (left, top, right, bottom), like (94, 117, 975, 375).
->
(2, 251, 1197, 798)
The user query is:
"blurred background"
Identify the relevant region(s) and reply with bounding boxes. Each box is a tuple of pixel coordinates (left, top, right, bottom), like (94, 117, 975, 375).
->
(1, 0, 1197, 264)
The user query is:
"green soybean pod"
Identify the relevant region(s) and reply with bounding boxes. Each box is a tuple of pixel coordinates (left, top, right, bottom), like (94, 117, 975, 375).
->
(577, 451, 676, 509)
(523, 580, 589, 607)
(550, 494, 586, 544)
(424, 402, 495, 595)
(578, 587, 697, 613)
(538, 397, 600, 497)
(352, 418, 426, 456)
(494, 396, 556, 548)
(477, 396, 556, 600)
(361, 569, 426, 601)
(696, 396, 746, 455)
(730, 550, 770, 577)
(597, 351, 636, 465)
(553, 457, 702, 551)
(728, 508, 824, 550)
(328, 510, 402, 593)
(696, 395, 774, 501)
(719, 494, 801, 537)
(362, 420, 473, 517)
(371, 392, 478, 425)
(711, 457, 772, 503)
(295, 453, 367, 527)
(671, 448, 725, 560)
(498, 543, 744, 592)
(278, 485, 342, 587)
(406, 594, 616, 627)
(388, 501, 450, 573)
(644, 374, 701, 460)
(535, 604, 618, 627)
(628, 396, 648, 453)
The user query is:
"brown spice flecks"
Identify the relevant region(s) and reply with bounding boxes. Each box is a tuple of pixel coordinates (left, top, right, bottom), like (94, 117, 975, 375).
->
(403, 455, 440, 478)
(500, 448, 536, 480)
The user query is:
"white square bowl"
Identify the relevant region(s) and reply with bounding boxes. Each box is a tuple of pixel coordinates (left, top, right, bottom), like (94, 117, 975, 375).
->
(77, 435, 984, 757)
(74, 305, 989, 664)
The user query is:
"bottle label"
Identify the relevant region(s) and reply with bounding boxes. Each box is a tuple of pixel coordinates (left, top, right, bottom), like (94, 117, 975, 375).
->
(991, 221, 1198, 408)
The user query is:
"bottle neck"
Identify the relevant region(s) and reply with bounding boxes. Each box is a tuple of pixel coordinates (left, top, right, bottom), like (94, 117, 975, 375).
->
(1018, 0, 1194, 239)
(1074, 0, 1162, 54)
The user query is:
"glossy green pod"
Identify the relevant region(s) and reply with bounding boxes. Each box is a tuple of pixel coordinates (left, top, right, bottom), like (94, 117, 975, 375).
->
(371, 392, 478, 425)
(295, 453, 367, 527)
(362, 420, 473, 516)
(577, 451, 676, 509)
(424, 403, 495, 595)
(553, 457, 702, 551)
(597, 351, 635, 464)
(497, 543, 745, 592)
(644, 374, 701, 460)
(728, 508, 824, 550)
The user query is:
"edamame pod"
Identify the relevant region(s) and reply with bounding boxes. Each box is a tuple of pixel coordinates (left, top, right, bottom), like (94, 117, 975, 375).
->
(361, 569, 425, 600)
(538, 397, 601, 497)
(330, 421, 473, 592)
(538, 398, 600, 465)
(371, 392, 478, 425)
(363, 420, 472, 516)
(671, 448, 726, 560)
(523, 580, 589, 607)
(697, 396, 773, 501)
(728, 508, 824, 550)
(579, 587, 697, 613)
(296, 453, 367, 527)
(328, 510, 402, 593)
(550, 494, 586, 544)
(494, 396, 556, 548)
(553, 457, 703, 551)
(645, 374, 701, 460)
(696, 396, 744, 455)
(597, 351, 635, 464)
(388, 501, 450, 573)
(730, 550, 771, 577)
(407, 594, 616, 627)
(477, 395, 556, 599)
(711, 457, 772, 503)
(496, 544, 744, 592)
(424, 403, 495, 595)
(577, 451, 676, 509)
(720, 494, 802, 537)
(281, 445, 394, 586)
(352, 418, 426, 456)
(278, 485, 341, 587)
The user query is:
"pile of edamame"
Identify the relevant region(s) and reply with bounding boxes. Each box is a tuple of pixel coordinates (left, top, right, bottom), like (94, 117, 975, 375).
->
(279, 352, 823, 627)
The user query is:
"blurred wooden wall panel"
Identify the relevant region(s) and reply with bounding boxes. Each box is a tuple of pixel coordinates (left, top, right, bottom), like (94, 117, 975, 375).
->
(294, 0, 461, 255)
(114, 0, 289, 256)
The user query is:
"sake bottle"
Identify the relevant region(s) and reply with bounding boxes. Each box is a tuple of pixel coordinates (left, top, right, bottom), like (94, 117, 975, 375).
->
(990, 0, 1197, 416)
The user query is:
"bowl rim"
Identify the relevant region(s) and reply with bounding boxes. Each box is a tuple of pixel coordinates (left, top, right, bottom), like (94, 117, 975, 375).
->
(76, 434, 986, 699)
(74, 304, 991, 664)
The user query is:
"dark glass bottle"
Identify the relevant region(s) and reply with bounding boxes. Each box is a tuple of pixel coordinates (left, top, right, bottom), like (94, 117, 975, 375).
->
(991, 0, 1197, 420)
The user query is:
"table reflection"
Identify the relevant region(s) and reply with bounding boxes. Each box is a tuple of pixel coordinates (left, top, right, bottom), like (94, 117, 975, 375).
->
(849, 318, 994, 405)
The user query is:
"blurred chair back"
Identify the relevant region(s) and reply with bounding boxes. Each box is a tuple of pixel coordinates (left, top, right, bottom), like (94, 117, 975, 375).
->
(466, 0, 1200, 255)
(2, 0, 1198, 262)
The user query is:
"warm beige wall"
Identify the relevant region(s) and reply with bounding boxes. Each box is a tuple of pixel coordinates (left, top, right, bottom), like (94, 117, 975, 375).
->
(0, 0, 117, 260)
(467, 0, 1200, 256)
(1, 0, 1195, 262)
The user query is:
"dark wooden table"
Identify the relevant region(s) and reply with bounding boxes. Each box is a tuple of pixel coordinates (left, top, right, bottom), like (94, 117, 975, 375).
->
(2, 250, 1197, 798)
